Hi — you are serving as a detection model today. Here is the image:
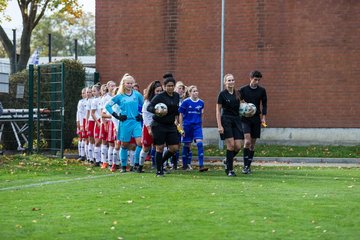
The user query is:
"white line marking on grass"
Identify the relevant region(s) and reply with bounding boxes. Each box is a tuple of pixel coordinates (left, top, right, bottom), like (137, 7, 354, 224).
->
(0, 174, 115, 191)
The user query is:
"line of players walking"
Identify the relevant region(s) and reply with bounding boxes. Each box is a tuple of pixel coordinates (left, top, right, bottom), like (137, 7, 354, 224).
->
(76, 71, 267, 177)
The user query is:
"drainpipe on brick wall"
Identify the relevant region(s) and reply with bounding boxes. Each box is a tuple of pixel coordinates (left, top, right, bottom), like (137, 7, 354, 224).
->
(219, 0, 225, 149)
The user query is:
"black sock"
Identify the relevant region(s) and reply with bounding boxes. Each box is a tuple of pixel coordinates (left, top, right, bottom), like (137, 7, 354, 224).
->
(243, 148, 250, 168)
(233, 149, 240, 158)
(226, 150, 234, 171)
(155, 151, 163, 173)
(162, 150, 175, 164)
(248, 150, 254, 168)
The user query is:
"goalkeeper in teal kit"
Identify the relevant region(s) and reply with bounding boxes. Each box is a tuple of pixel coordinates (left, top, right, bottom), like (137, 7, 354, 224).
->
(105, 73, 144, 172)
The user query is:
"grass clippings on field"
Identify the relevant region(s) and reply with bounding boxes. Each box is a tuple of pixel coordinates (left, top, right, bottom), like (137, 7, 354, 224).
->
(0, 154, 359, 240)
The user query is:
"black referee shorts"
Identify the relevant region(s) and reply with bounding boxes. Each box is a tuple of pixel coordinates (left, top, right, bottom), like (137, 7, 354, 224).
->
(241, 115, 261, 139)
(221, 115, 244, 140)
(151, 122, 179, 146)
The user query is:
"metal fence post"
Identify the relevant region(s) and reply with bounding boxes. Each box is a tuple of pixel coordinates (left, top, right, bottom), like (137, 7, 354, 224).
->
(28, 64, 34, 153)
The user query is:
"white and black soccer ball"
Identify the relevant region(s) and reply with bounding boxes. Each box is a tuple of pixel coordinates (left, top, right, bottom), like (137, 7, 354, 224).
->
(154, 103, 168, 116)
(239, 102, 257, 117)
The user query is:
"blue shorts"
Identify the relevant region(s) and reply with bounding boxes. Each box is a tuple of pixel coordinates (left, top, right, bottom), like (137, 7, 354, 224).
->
(117, 119, 142, 142)
(182, 124, 203, 143)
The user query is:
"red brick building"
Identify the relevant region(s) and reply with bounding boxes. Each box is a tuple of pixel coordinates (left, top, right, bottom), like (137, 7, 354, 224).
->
(95, 0, 360, 129)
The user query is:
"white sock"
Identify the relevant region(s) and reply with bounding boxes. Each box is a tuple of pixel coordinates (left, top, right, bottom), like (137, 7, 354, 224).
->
(88, 143, 94, 160)
(101, 144, 108, 163)
(94, 146, 100, 162)
(113, 148, 120, 165)
(129, 150, 135, 166)
(80, 140, 85, 157)
(108, 146, 114, 165)
(84, 143, 88, 159)
(139, 149, 148, 166)
(78, 140, 81, 156)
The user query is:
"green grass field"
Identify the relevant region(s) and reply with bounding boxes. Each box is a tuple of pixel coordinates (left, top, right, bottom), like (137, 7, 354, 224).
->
(1, 155, 359, 240)
(197, 145, 360, 158)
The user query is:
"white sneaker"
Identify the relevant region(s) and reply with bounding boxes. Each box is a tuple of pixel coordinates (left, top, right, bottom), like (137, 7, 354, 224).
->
(187, 164, 193, 170)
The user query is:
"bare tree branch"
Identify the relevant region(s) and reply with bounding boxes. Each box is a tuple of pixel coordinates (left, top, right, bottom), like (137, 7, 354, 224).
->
(33, 0, 50, 28)
(0, 25, 13, 57)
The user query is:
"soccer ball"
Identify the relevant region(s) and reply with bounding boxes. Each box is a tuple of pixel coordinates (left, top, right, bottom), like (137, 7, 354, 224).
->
(154, 103, 168, 116)
(239, 102, 257, 117)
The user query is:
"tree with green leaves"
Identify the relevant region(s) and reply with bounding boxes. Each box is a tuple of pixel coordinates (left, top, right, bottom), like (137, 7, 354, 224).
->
(0, 0, 82, 73)
(31, 11, 95, 57)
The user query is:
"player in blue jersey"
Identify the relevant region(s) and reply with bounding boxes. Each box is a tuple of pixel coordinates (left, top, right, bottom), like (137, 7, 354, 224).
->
(105, 73, 144, 173)
(179, 85, 208, 172)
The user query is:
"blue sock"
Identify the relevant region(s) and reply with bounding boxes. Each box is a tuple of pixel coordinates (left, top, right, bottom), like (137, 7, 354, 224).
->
(120, 147, 128, 167)
(171, 151, 179, 166)
(151, 147, 156, 166)
(134, 145, 142, 165)
(197, 142, 204, 168)
(188, 149, 193, 165)
(182, 145, 190, 167)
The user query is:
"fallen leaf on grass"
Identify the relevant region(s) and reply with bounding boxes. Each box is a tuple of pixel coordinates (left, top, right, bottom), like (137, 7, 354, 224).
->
(32, 208, 41, 211)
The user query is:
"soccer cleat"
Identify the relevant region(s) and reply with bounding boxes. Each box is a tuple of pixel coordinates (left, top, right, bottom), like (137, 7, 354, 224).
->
(120, 166, 127, 173)
(137, 165, 144, 173)
(110, 164, 119, 172)
(94, 161, 100, 167)
(156, 171, 164, 177)
(228, 170, 236, 177)
(101, 162, 109, 169)
(242, 166, 250, 174)
(187, 164, 193, 170)
(199, 167, 209, 172)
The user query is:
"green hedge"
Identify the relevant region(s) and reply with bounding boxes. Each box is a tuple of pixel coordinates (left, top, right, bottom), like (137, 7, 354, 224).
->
(61, 59, 85, 149)
(0, 59, 86, 150)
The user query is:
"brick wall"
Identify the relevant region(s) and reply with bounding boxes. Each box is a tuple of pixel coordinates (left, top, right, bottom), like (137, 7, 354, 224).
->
(96, 0, 360, 128)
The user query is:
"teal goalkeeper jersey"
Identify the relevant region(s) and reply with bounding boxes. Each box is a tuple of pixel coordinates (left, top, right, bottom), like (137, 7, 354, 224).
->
(105, 90, 144, 119)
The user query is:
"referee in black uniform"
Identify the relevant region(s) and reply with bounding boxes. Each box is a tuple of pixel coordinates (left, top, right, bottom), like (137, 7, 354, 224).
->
(216, 74, 244, 177)
(147, 73, 180, 177)
(240, 70, 267, 174)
